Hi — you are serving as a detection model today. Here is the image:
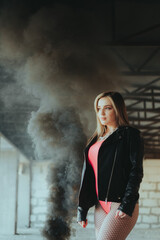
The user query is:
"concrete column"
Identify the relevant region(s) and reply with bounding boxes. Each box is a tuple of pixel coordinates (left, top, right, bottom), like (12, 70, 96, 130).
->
(0, 150, 18, 234)
(17, 155, 31, 230)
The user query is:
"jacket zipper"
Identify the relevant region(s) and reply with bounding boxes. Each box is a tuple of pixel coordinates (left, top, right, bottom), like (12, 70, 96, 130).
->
(104, 146, 118, 203)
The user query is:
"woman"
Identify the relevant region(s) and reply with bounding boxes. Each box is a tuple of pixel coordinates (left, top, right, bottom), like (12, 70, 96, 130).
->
(77, 91, 144, 240)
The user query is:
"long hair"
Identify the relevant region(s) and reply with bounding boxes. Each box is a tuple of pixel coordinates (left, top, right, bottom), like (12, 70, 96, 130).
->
(87, 91, 129, 145)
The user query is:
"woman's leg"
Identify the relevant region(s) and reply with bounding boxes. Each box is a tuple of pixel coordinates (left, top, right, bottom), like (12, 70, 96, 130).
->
(94, 202, 139, 240)
(94, 202, 108, 238)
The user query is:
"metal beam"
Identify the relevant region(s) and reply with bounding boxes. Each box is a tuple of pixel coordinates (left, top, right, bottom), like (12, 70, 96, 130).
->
(128, 117, 160, 122)
(131, 125, 160, 130)
(124, 77, 160, 94)
(143, 133, 160, 136)
(122, 71, 160, 76)
(136, 47, 160, 72)
(119, 24, 160, 42)
(127, 108, 160, 112)
(145, 150, 160, 153)
(104, 42, 160, 46)
(111, 48, 135, 71)
(144, 143, 160, 147)
(124, 93, 160, 97)
(144, 141, 160, 145)
(131, 85, 160, 91)
(111, 0, 116, 41)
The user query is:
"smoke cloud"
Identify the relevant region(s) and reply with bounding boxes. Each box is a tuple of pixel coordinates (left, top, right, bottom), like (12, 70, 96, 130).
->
(28, 107, 86, 239)
(0, 1, 123, 239)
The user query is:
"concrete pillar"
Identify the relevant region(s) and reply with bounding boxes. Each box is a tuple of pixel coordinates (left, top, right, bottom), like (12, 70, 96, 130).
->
(0, 149, 18, 234)
(17, 155, 31, 230)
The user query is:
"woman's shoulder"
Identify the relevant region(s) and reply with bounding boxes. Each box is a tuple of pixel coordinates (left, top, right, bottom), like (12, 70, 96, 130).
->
(119, 125, 141, 136)
(122, 126, 144, 143)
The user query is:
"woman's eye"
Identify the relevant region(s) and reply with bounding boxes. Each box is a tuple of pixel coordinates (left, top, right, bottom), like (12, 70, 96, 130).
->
(97, 107, 112, 111)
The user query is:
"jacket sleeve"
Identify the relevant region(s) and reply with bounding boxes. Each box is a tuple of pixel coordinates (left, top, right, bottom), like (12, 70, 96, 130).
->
(117, 129, 144, 216)
(77, 153, 97, 222)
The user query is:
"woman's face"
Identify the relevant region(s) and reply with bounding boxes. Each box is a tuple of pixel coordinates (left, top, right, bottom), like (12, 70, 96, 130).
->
(97, 97, 117, 126)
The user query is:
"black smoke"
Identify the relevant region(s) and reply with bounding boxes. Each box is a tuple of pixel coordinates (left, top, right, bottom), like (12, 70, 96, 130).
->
(28, 108, 86, 239)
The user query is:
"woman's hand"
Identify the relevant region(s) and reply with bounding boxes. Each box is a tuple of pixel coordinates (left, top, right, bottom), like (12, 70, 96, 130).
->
(78, 219, 88, 228)
(115, 210, 127, 219)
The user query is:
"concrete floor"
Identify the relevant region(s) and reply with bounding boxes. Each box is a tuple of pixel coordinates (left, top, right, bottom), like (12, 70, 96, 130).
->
(0, 228, 160, 240)
(75, 228, 160, 240)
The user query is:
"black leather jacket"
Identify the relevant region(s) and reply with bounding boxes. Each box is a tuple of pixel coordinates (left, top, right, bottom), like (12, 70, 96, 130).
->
(77, 125, 144, 222)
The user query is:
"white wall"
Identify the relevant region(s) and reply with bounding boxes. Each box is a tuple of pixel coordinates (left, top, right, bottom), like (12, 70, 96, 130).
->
(30, 161, 49, 228)
(0, 134, 19, 234)
(137, 160, 160, 229)
(0, 134, 31, 234)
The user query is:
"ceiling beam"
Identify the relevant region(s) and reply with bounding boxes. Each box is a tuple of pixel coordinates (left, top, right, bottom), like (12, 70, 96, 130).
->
(104, 42, 160, 46)
(131, 125, 160, 130)
(119, 23, 160, 42)
(124, 92, 160, 96)
(122, 71, 160, 76)
(128, 117, 160, 122)
(127, 108, 160, 113)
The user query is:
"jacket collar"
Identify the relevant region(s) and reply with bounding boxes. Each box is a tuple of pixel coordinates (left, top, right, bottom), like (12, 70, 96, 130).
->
(84, 125, 126, 154)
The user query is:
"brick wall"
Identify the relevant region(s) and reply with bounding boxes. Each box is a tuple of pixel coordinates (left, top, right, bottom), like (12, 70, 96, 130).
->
(30, 161, 49, 228)
(136, 160, 160, 229)
(30, 159, 160, 236)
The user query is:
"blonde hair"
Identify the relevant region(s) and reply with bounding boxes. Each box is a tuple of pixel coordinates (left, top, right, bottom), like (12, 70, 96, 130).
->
(87, 91, 129, 145)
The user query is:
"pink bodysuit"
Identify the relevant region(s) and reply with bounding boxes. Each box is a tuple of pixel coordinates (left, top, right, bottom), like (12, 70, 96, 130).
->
(88, 139, 112, 214)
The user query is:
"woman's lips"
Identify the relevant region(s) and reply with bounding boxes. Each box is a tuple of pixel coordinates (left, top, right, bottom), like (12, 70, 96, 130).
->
(100, 117, 106, 120)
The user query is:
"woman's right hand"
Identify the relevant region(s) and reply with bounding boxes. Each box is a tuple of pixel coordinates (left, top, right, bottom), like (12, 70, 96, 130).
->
(78, 219, 88, 228)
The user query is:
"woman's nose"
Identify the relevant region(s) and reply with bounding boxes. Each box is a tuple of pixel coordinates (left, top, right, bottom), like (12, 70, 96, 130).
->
(100, 109, 105, 115)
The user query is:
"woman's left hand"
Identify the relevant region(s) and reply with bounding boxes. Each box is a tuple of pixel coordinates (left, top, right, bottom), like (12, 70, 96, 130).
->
(115, 210, 127, 219)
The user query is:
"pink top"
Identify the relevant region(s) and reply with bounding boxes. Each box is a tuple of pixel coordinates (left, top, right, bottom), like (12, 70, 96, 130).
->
(88, 139, 112, 214)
